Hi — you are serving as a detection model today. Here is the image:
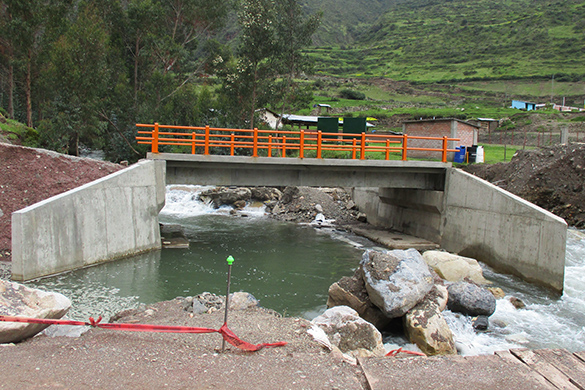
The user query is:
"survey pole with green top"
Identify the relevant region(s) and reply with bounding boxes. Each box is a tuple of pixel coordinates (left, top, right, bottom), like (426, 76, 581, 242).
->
(222, 255, 235, 352)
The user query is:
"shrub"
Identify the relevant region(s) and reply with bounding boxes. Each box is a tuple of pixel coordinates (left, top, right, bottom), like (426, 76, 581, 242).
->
(339, 88, 366, 100)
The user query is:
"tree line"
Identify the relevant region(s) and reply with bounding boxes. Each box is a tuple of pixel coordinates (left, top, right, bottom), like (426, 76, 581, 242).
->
(0, 0, 319, 161)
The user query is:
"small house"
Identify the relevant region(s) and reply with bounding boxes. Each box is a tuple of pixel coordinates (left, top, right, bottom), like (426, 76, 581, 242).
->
(402, 118, 479, 160)
(511, 100, 537, 111)
(257, 108, 282, 129)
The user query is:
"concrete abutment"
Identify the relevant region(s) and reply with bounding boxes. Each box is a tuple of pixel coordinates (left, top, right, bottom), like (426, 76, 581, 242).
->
(11, 160, 166, 281)
(353, 168, 567, 293)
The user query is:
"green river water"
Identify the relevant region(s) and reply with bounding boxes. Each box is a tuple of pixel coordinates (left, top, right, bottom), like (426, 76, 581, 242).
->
(30, 212, 375, 320)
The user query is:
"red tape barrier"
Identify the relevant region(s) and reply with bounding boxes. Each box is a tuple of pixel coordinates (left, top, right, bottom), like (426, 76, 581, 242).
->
(385, 347, 426, 357)
(0, 315, 287, 352)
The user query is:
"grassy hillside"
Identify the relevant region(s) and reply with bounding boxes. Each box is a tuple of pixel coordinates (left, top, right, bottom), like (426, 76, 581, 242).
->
(0, 113, 38, 146)
(301, 0, 397, 45)
(306, 0, 585, 83)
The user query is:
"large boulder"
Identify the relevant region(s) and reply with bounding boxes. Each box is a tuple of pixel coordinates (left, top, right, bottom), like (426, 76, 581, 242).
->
(311, 306, 386, 358)
(228, 292, 259, 310)
(327, 271, 390, 329)
(447, 282, 496, 317)
(250, 187, 281, 202)
(422, 250, 489, 285)
(360, 249, 433, 318)
(0, 280, 71, 343)
(404, 285, 456, 356)
(189, 292, 258, 314)
(199, 187, 252, 208)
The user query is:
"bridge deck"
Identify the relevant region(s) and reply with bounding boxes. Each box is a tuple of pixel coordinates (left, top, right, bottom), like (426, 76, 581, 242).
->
(148, 153, 451, 189)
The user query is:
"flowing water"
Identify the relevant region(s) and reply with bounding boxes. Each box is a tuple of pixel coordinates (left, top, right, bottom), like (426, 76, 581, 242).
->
(28, 185, 585, 355)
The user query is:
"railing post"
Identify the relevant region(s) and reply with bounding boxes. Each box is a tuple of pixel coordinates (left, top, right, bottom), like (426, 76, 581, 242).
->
(253, 128, 258, 157)
(360, 132, 366, 160)
(385, 139, 390, 160)
(230, 133, 235, 156)
(191, 132, 196, 154)
(282, 135, 287, 157)
(268, 135, 272, 157)
(442, 136, 448, 163)
(299, 130, 305, 159)
(204, 125, 210, 155)
(402, 134, 408, 161)
(317, 131, 322, 159)
(152, 122, 159, 153)
(352, 138, 357, 159)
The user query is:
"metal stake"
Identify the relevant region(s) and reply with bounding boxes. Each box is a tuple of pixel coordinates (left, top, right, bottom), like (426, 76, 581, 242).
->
(222, 255, 234, 352)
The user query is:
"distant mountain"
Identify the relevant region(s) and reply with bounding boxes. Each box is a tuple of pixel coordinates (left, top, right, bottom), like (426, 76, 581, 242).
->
(306, 0, 585, 82)
(301, 0, 398, 45)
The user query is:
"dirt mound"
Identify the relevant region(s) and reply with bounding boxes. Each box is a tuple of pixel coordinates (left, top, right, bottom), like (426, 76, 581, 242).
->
(463, 144, 585, 227)
(0, 143, 123, 260)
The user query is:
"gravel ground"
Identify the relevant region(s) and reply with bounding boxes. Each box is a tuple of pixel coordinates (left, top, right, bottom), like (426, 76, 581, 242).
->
(0, 299, 369, 389)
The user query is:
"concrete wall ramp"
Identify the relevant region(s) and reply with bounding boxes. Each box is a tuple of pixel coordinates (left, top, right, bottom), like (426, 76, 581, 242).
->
(441, 168, 567, 292)
(11, 160, 165, 281)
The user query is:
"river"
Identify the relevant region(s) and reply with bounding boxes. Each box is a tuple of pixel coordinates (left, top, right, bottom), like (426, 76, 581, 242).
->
(29, 185, 585, 356)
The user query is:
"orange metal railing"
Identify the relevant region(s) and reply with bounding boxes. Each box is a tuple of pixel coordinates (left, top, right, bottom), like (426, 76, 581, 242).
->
(136, 123, 460, 162)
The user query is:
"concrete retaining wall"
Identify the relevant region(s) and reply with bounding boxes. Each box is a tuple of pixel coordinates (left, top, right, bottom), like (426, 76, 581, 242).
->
(11, 160, 166, 281)
(353, 168, 567, 292)
(441, 168, 566, 292)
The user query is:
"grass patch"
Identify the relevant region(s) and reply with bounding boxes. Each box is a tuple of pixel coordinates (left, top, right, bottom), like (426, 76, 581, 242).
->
(0, 115, 39, 147)
(480, 144, 530, 163)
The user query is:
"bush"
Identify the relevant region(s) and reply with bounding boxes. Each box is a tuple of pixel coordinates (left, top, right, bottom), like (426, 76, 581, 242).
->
(339, 88, 366, 100)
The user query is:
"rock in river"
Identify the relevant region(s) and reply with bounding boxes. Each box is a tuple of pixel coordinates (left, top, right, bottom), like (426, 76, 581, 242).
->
(404, 285, 456, 356)
(327, 270, 391, 329)
(422, 250, 489, 285)
(447, 282, 496, 317)
(360, 249, 433, 318)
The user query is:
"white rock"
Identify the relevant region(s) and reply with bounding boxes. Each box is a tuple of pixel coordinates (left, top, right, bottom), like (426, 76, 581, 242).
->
(229, 292, 259, 310)
(311, 306, 385, 358)
(423, 250, 489, 284)
(0, 280, 71, 343)
(360, 249, 433, 318)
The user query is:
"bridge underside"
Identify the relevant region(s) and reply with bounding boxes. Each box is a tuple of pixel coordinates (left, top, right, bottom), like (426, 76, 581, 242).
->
(148, 153, 449, 190)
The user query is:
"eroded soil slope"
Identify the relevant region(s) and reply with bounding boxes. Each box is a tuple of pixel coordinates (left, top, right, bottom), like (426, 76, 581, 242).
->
(0, 143, 123, 260)
(464, 144, 585, 227)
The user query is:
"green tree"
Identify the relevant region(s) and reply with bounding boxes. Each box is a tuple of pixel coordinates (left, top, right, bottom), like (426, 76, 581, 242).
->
(39, 4, 110, 155)
(125, 0, 164, 103)
(273, 0, 320, 128)
(233, 0, 278, 128)
(0, 0, 69, 126)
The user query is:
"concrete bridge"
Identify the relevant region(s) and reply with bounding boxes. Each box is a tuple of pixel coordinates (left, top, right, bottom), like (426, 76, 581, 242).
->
(12, 153, 567, 293)
(152, 153, 567, 293)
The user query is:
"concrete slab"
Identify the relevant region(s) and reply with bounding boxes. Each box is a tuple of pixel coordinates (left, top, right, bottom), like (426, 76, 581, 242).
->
(359, 353, 557, 390)
(347, 226, 439, 251)
(162, 237, 189, 249)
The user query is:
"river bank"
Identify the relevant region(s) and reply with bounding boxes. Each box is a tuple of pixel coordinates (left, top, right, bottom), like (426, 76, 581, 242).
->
(6, 142, 579, 388)
(2, 296, 584, 389)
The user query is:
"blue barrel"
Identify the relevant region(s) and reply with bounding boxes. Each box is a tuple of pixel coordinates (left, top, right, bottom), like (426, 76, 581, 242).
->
(454, 146, 466, 163)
